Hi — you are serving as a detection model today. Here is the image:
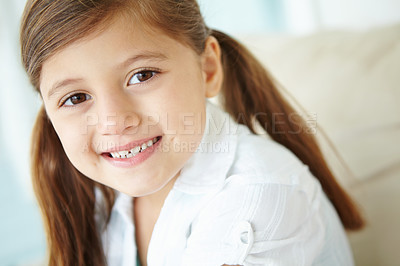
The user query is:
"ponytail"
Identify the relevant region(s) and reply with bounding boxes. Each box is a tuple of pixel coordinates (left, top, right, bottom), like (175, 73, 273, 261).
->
(31, 106, 115, 265)
(211, 29, 364, 230)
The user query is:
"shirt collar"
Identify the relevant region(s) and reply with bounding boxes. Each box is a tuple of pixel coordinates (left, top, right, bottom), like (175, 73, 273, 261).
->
(173, 101, 241, 194)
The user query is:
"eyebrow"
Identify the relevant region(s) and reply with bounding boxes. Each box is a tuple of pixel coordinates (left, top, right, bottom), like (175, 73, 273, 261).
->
(47, 51, 168, 99)
(47, 78, 85, 99)
(116, 51, 168, 70)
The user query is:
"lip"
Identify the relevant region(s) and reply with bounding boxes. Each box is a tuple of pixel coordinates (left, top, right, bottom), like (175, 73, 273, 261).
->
(101, 136, 162, 168)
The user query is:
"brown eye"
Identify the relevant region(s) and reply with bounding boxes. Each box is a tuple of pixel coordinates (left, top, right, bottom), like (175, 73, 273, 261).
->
(128, 70, 157, 85)
(63, 93, 92, 106)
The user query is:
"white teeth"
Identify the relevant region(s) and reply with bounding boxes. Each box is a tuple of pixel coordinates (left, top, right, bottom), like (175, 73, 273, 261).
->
(109, 137, 159, 159)
(131, 146, 140, 155)
(141, 143, 147, 151)
(119, 150, 129, 156)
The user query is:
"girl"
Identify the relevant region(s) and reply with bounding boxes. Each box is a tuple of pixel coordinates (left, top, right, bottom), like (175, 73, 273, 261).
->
(20, 0, 364, 265)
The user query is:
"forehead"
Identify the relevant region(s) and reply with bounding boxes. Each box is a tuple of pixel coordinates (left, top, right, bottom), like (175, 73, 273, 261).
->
(46, 15, 170, 62)
(39, 15, 196, 92)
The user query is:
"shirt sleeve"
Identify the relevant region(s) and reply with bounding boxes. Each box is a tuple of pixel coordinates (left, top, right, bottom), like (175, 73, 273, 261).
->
(181, 169, 326, 266)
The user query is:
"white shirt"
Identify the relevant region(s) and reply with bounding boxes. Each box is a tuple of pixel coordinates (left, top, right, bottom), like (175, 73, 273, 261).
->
(96, 101, 354, 266)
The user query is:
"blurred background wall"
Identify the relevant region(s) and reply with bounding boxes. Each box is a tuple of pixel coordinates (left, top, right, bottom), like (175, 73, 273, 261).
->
(1, 0, 399, 265)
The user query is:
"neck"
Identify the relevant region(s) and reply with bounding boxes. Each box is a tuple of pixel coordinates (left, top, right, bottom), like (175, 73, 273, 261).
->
(134, 172, 179, 266)
(136, 171, 179, 208)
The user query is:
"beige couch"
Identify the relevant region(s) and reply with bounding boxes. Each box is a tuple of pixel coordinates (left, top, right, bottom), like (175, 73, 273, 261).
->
(239, 24, 400, 266)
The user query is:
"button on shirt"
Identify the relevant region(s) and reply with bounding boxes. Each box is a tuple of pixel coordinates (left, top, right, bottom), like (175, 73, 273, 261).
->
(96, 101, 354, 266)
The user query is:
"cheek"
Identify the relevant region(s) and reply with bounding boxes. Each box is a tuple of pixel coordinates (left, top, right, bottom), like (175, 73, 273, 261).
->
(163, 75, 206, 142)
(52, 119, 92, 164)
(160, 106, 206, 156)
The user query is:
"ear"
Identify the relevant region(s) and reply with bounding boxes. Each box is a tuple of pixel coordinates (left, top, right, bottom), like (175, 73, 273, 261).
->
(201, 36, 223, 98)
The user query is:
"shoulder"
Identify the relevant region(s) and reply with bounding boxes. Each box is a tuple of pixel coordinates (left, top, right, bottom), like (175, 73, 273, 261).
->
(181, 123, 354, 265)
(182, 133, 330, 265)
(229, 131, 315, 188)
(224, 133, 324, 234)
(199, 157, 323, 238)
(184, 165, 326, 265)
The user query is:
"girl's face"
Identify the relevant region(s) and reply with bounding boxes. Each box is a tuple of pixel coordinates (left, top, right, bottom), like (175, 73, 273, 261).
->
(39, 15, 222, 197)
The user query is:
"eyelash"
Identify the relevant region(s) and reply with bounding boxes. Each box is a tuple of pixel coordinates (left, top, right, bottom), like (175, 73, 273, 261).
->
(60, 92, 92, 107)
(127, 68, 161, 86)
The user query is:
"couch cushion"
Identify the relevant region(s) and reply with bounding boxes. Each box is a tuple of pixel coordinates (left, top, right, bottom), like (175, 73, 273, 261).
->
(239, 24, 400, 182)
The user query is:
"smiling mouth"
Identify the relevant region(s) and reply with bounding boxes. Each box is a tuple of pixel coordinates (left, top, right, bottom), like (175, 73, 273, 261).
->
(104, 136, 162, 159)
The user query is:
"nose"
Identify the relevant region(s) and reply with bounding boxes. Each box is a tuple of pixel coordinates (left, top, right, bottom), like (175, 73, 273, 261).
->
(96, 91, 140, 135)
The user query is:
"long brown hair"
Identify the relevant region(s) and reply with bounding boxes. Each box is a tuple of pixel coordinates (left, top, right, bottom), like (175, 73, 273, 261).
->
(21, 0, 364, 265)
